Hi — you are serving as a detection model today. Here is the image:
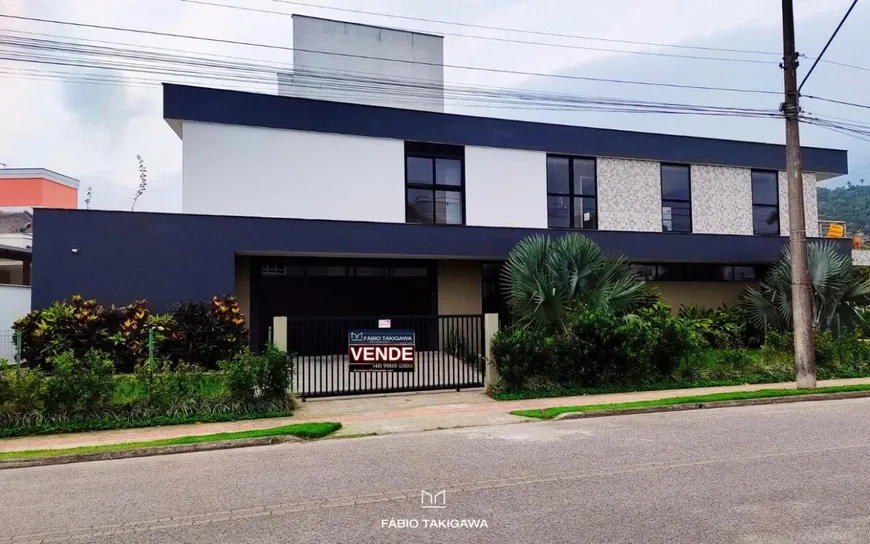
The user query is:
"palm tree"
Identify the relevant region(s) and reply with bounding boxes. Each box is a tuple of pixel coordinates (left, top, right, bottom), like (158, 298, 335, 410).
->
(742, 241, 870, 331)
(501, 233, 647, 332)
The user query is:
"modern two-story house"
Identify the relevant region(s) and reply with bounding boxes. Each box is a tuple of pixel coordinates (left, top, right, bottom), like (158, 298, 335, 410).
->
(32, 82, 850, 338)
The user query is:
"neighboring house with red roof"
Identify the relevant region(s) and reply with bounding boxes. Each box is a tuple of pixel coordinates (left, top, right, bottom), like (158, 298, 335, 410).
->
(0, 168, 78, 355)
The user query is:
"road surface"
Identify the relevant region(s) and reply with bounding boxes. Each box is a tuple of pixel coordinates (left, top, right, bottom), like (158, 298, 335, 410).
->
(4, 398, 870, 543)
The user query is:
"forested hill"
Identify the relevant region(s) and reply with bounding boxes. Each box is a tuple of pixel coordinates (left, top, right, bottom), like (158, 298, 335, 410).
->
(817, 183, 870, 235)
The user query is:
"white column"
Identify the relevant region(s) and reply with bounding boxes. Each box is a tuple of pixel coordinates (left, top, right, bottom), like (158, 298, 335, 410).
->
(272, 316, 288, 352)
(484, 313, 500, 391)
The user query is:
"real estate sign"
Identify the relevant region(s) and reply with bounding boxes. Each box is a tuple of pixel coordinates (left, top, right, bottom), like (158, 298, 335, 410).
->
(348, 329, 416, 372)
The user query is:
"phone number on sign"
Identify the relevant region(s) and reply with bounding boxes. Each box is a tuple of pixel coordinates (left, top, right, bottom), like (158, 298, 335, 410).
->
(351, 362, 415, 371)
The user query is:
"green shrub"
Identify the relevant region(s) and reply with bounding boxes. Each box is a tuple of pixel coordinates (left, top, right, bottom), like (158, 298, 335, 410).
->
(44, 350, 115, 415)
(162, 296, 248, 369)
(133, 360, 211, 411)
(13, 296, 115, 370)
(15, 294, 249, 372)
(220, 346, 293, 402)
(0, 361, 45, 415)
(678, 304, 761, 349)
(491, 304, 700, 391)
(742, 241, 870, 331)
(756, 329, 870, 379)
(501, 233, 647, 332)
(631, 303, 703, 377)
(490, 328, 549, 390)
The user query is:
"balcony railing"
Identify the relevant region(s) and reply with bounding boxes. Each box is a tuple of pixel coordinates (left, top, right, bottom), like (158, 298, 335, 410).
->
(819, 220, 865, 249)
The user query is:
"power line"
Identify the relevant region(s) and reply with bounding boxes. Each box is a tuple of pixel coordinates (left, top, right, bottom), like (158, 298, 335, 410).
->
(0, 33, 783, 120)
(798, 0, 860, 92)
(801, 114, 870, 143)
(261, 0, 869, 75)
(803, 94, 870, 111)
(0, 16, 783, 96)
(262, 0, 779, 56)
(184, 0, 776, 65)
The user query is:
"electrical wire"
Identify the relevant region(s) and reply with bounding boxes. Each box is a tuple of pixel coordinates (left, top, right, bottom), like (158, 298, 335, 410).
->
(263, 0, 778, 56)
(798, 0, 860, 92)
(803, 95, 870, 111)
(5, 12, 868, 131)
(0, 27, 782, 96)
(800, 114, 870, 143)
(184, 0, 777, 65)
(260, 0, 868, 75)
(0, 32, 784, 121)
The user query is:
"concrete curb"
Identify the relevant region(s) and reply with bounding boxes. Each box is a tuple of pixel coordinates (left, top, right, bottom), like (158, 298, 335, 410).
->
(551, 390, 870, 421)
(0, 435, 305, 470)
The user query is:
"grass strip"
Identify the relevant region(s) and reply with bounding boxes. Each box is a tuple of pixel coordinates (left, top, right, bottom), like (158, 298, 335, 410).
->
(0, 422, 341, 461)
(0, 410, 295, 439)
(491, 371, 870, 401)
(510, 384, 870, 420)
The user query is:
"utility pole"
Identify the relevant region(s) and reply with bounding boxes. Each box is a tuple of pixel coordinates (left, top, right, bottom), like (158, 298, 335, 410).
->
(781, 0, 816, 389)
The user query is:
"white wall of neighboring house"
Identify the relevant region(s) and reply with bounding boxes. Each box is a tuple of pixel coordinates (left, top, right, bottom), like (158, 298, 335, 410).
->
(0, 232, 33, 249)
(0, 284, 29, 360)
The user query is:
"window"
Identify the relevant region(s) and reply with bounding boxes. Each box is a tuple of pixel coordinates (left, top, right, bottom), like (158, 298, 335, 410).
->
(751, 170, 779, 235)
(633, 263, 767, 281)
(724, 266, 760, 281)
(546, 156, 597, 229)
(405, 143, 464, 225)
(306, 266, 346, 277)
(350, 266, 388, 277)
(661, 164, 692, 233)
(261, 265, 304, 276)
(391, 267, 428, 277)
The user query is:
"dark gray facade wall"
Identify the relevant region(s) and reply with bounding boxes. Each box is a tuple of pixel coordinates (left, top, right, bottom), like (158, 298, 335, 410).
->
(31, 208, 852, 311)
(33, 210, 234, 311)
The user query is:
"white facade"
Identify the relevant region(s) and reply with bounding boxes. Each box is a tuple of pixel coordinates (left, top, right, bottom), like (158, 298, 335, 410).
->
(182, 121, 406, 222)
(464, 147, 547, 229)
(280, 15, 444, 113)
(180, 121, 825, 235)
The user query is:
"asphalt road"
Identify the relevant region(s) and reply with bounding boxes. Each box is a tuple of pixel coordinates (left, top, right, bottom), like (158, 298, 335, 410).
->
(4, 398, 870, 543)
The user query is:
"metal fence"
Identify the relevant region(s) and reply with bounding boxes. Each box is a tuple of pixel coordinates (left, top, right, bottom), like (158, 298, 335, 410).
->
(284, 314, 485, 399)
(0, 329, 19, 364)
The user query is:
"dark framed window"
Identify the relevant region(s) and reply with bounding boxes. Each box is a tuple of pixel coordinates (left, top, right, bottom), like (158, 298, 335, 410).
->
(546, 156, 597, 229)
(661, 164, 692, 233)
(261, 264, 428, 278)
(405, 142, 464, 225)
(751, 170, 779, 235)
(633, 263, 767, 281)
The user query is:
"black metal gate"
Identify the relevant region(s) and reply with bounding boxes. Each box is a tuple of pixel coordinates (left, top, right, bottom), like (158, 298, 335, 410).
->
(285, 314, 485, 398)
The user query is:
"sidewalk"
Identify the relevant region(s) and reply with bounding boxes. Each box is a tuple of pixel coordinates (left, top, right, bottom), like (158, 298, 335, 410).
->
(3, 377, 870, 453)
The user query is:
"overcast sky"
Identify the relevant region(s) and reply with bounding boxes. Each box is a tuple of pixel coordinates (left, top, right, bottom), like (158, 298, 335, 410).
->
(1, 0, 868, 213)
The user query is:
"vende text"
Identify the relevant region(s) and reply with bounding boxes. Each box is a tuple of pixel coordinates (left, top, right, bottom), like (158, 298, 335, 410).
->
(350, 346, 415, 362)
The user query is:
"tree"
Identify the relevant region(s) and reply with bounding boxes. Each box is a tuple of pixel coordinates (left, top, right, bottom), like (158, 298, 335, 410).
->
(742, 241, 870, 331)
(818, 183, 870, 236)
(501, 233, 647, 332)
